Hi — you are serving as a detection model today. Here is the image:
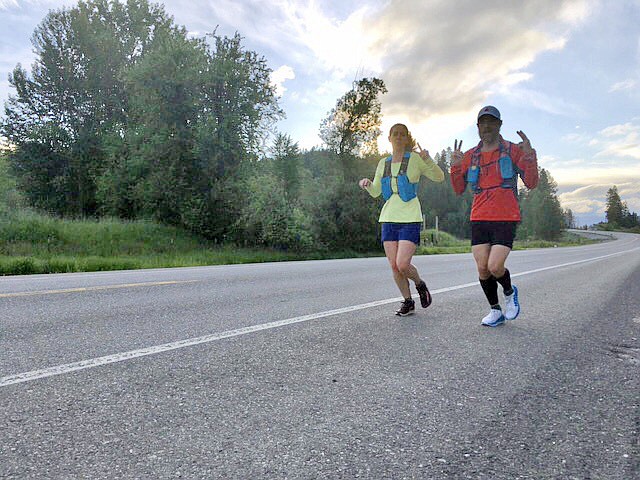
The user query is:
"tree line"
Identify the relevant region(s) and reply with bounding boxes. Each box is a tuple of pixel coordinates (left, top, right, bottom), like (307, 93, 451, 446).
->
(603, 186, 640, 230)
(1, 0, 571, 252)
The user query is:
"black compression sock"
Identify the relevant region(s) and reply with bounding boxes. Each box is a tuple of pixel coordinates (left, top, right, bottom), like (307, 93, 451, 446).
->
(495, 269, 513, 296)
(479, 276, 499, 306)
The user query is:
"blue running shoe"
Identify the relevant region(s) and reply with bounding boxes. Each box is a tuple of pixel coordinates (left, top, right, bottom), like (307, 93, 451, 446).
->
(481, 309, 505, 327)
(504, 285, 520, 320)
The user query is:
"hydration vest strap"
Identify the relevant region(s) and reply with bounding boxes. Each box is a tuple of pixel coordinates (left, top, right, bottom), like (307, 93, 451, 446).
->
(399, 152, 411, 176)
(383, 152, 411, 178)
(383, 157, 391, 177)
(382, 152, 414, 201)
(468, 139, 516, 194)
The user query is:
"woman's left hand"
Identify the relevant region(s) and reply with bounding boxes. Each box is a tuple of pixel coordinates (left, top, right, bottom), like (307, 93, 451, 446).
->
(416, 142, 431, 161)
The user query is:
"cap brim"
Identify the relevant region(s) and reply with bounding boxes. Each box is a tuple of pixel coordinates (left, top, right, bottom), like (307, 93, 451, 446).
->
(477, 113, 500, 120)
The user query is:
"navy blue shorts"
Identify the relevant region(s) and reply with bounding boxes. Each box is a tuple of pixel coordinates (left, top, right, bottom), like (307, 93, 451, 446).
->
(471, 221, 518, 249)
(381, 222, 422, 245)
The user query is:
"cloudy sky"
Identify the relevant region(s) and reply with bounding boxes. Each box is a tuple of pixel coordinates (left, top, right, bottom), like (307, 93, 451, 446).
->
(1, 0, 639, 225)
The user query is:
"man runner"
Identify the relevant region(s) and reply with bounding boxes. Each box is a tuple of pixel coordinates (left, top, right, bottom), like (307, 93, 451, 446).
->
(450, 106, 539, 327)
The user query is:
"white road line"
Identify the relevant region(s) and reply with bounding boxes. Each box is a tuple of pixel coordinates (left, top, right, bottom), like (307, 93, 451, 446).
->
(0, 280, 198, 298)
(1, 246, 638, 388)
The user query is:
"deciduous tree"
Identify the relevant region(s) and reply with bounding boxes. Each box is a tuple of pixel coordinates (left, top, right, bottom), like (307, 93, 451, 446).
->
(319, 77, 387, 163)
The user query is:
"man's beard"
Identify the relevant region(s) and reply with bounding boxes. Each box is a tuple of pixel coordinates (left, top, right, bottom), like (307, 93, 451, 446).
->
(481, 132, 499, 144)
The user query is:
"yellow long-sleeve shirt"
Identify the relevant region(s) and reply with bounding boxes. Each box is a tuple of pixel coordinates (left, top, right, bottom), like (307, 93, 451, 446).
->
(365, 152, 445, 223)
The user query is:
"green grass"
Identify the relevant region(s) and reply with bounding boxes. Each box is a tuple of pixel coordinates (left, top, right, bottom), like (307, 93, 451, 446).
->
(513, 231, 603, 250)
(0, 212, 603, 276)
(0, 210, 382, 275)
(416, 229, 600, 255)
(417, 229, 470, 255)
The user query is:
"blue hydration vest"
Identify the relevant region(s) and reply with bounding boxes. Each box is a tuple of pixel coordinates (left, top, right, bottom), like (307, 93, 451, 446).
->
(466, 140, 521, 195)
(381, 152, 418, 202)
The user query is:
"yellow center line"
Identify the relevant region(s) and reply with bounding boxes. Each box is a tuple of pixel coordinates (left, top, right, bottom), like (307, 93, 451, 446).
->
(0, 280, 199, 298)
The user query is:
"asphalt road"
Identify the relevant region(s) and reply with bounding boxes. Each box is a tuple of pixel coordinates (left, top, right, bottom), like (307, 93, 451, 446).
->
(1, 232, 639, 479)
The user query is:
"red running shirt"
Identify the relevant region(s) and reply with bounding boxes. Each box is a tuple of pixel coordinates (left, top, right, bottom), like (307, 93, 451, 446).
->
(450, 142, 538, 221)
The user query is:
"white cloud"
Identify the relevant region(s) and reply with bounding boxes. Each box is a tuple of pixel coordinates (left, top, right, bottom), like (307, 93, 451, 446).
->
(557, 179, 640, 219)
(176, 0, 381, 79)
(366, 0, 589, 122)
(497, 86, 583, 117)
(562, 132, 589, 143)
(182, 0, 593, 145)
(0, 0, 73, 10)
(594, 121, 640, 159)
(553, 166, 640, 185)
(0, 0, 18, 9)
(353, 0, 594, 151)
(539, 154, 587, 169)
(557, 0, 596, 24)
(549, 122, 640, 217)
(557, 183, 608, 225)
(600, 122, 638, 137)
(609, 79, 637, 92)
(501, 72, 535, 86)
(271, 65, 295, 97)
(627, 198, 640, 212)
(559, 195, 605, 215)
(275, 2, 382, 77)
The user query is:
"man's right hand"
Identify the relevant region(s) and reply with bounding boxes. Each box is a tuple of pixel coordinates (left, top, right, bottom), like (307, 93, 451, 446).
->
(452, 139, 464, 166)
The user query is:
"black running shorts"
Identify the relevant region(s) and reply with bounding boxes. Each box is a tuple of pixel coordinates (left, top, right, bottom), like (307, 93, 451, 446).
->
(471, 221, 518, 249)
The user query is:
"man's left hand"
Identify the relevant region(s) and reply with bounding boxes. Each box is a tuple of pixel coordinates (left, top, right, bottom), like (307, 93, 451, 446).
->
(517, 130, 535, 157)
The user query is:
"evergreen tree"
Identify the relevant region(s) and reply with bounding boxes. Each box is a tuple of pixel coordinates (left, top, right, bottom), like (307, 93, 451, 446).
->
(519, 168, 565, 240)
(271, 133, 301, 201)
(563, 208, 576, 228)
(418, 148, 472, 238)
(605, 186, 624, 226)
(624, 211, 640, 228)
(604, 186, 640, 229)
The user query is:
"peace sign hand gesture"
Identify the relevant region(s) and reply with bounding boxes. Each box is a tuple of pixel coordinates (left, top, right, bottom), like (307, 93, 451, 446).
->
(517, 130, 534, 157)
(452, 139, 464, 166)
(415, 142, 431, 161)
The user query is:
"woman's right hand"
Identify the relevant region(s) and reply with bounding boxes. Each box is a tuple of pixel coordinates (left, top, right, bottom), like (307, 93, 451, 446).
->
(452, 139, 464, 166)
(359, 178, 371, 189)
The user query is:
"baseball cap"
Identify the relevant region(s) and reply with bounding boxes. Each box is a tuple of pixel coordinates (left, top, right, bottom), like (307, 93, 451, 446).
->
(477, 105, 501, 121)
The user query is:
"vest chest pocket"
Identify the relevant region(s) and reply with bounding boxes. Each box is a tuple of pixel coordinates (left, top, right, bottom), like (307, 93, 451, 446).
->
(467, 165, 479, 183)
(499, 156, 513, 178)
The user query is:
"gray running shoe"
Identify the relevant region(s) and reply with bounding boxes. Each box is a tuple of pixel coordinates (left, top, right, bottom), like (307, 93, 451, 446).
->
(416, 281, 432, 308)
(395, 299, 415, 316)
